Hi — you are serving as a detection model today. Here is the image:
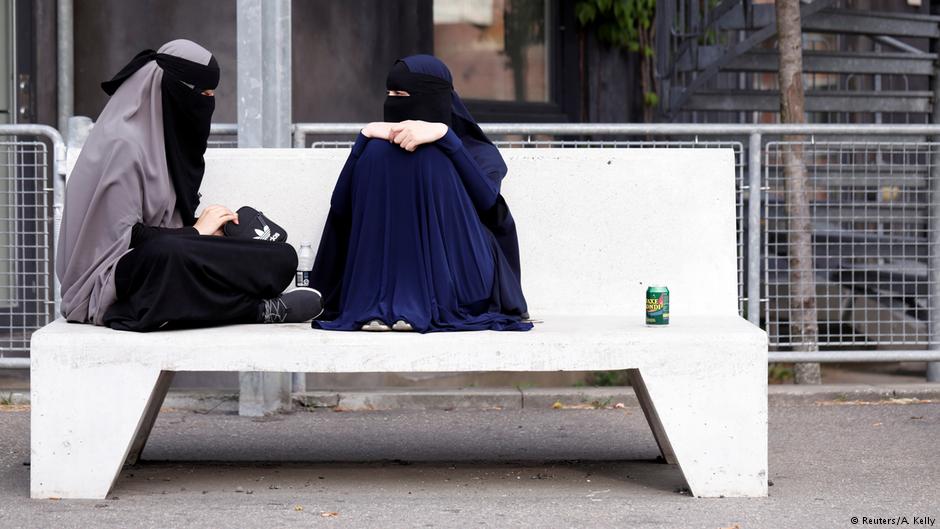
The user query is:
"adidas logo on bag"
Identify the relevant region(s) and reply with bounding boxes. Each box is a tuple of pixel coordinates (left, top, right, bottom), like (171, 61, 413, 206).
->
(253, 224, 281, 242)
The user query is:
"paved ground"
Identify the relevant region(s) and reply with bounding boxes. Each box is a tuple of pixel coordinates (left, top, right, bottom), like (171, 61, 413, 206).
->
(1, 401, 938, 528)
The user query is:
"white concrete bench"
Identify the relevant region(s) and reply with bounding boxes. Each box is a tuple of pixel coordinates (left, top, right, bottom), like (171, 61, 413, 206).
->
(31, 147, 767, 499)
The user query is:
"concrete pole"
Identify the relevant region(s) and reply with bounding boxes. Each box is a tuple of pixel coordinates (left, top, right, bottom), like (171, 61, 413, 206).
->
(236, 0, 296, 414)
(237, 0, 262, 148)
(261, 0, 292, 149)
(56, 0, 73, 137)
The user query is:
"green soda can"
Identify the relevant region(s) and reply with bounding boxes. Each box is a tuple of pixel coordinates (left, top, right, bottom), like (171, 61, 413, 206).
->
(646, 286, 669, 325)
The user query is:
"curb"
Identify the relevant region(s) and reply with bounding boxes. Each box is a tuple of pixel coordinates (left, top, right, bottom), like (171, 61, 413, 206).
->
(2, 384, 938, 413)
(296, 387, 640, 411)
(766, 383, 940, 406)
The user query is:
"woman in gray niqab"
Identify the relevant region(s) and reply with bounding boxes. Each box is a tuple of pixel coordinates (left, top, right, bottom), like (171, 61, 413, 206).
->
(57, 39, 321, 331)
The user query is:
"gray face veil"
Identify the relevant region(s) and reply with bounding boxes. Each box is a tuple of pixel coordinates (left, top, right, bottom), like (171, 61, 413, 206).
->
(57, 39, 217, 324)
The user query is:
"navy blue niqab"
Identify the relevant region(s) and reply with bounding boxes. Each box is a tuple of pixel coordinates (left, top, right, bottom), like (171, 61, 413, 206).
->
(398, 56, 523, 278)
(310, 55, 530, 332)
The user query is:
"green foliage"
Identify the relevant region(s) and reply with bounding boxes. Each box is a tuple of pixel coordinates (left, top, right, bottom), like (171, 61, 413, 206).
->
(576, 0, 658, 109)
(575, 0, 655, 53)
(768, 363, 794, 383)
(588, 370, 629, 387)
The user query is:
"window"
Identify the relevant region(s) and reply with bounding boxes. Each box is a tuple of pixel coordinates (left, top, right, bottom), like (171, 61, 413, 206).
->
(434, 0, 555, 106)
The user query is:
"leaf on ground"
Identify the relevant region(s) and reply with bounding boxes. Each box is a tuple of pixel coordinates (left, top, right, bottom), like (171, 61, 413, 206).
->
(320, 511, 339, 518)
(552, 401, 563, 409)
(293, 505, 303, 512)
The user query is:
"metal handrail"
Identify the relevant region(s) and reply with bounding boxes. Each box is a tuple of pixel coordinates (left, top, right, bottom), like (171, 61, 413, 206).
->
(210, 123, 238, 136)
(769, 351, 940, 363)
(0, 124, 66, 164)
(292, 122, 940, 147)
(0, 358, 30, 369)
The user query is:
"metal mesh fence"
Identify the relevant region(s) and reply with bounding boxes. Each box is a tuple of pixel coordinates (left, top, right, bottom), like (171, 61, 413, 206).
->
(0, 139, 54, 356)
(311, 138, 749, 315)
(764, 141, 937, 349)
(8, 123, 933, 363)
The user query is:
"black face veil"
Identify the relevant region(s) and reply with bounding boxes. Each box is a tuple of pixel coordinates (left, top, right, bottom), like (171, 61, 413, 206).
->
(102, 49, 221, 226)
(383, 61, 453, 126)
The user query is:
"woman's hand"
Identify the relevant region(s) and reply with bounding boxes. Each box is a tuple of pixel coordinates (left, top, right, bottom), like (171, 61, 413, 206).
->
(389, 121, 448, 152)
(361, 122, 395, 141)
(194, 205, 238, 236)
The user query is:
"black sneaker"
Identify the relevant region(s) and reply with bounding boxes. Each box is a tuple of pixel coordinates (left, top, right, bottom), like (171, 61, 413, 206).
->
(224, 206, 288, 243)
(259, 287, 323, 323)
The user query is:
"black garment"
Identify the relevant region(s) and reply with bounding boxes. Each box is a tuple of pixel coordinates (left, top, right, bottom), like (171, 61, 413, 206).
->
(130, 223, 198, 248)
(392, 55, 524, 288)
(160, 76, 215, 225)
(383, 61, 453, 126)
(102, 49, 220, 225)
(104, 235, 297, 332)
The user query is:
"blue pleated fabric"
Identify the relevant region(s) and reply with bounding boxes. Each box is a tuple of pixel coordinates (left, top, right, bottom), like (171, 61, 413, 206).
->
(311, 130, 531, 333)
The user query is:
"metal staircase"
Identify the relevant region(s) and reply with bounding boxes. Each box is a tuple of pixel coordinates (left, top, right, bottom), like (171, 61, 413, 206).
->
(656, 0, 940, 124)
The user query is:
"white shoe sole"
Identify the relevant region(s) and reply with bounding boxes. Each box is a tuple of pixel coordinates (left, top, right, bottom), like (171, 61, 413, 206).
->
(392, 320, 414, 332)
(361, 319, 391, 332)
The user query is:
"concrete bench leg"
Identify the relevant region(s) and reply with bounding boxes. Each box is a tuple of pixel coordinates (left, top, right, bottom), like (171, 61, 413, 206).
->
(31, 362, 164, 499)
(126, 371, 175, 465)
(627, 366, 768, 498)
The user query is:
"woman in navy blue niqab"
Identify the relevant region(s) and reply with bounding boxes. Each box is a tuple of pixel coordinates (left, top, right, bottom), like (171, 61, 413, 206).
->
(310, 55, 531, 332)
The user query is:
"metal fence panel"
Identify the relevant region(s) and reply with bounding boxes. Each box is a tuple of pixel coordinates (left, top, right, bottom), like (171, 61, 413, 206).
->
(0, 139, 54, 356)
(764, 141, 937, 349)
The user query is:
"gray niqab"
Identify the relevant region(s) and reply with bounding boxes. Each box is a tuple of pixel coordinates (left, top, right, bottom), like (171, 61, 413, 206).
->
(57, 39, 213, 324)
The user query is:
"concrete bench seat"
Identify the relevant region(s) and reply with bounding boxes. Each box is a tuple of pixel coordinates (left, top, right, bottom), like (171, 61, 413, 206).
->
(32, 147, 767, 499)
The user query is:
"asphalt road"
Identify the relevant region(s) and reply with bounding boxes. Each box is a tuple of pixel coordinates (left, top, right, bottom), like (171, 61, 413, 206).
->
(0, 402, 937, 528)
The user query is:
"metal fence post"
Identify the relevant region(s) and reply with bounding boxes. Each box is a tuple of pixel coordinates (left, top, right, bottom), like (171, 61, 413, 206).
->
(927, 61, 940, 382)
(292, 127, 306, 148)
(236, 0, 296, 414)
(47, 122, 70, 335)
(747, 132, 762, 326)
